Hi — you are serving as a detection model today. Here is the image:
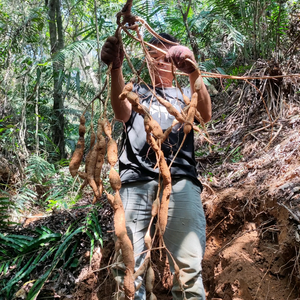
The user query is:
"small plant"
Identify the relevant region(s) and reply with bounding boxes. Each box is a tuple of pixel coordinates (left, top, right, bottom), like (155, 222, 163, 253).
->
(0, 193, 18, 228)
(84, 208, 103, 263)
(229, 146, 243, 163)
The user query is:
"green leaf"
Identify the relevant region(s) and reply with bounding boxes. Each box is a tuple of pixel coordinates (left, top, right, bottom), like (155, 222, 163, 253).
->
(1, 254, 40, 294)
(26, 226, 84, 299)
(53, 226, 84, 261)
(70, 258, 79, 268)
(5, 235, 33, 241)
(0, 234, 27, 251)
(38, 61, 50, 66)
(39, 246, 58, 264)
(24, 233, 61, 252)
(26, 267, 52, 300)
(36, 67, 41, 84)
(90, 212, 102, 233)
(1, 261, 10, 276)
(63, 240, 79, 269)
(86, 230, 94, 264)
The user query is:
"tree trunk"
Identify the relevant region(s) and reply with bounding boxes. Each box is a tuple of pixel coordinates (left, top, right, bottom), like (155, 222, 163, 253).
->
(19, 76, 29, 159)
(35, 83, 40, 155)
(276, 0, 283, 59)
(177, 0, 200, 61)
(48, 0, 66, 159)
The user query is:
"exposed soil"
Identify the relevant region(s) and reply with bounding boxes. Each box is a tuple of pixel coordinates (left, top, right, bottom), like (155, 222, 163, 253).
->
(13, 60, 300, 300)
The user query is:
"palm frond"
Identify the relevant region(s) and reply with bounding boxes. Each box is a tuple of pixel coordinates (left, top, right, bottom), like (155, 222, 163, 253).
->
(0, 194, 18, 228)
(51, 40, 99, 66)
(0, 224, 83, 299)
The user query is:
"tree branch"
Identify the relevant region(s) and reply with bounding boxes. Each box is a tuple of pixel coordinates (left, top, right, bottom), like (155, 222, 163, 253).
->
(177, 0, 199, 59)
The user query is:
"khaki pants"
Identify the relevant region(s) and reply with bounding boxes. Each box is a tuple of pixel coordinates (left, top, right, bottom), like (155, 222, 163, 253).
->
(113, 177, 206, 300)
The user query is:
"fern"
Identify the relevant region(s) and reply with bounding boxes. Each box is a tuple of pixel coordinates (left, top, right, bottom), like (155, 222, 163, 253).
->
(0, 194, 18, 228)
(51, 40, 99, 67)
(25, 155, 56, 185)
(44, 169, 81, 211)
(11, 187, 38, 212)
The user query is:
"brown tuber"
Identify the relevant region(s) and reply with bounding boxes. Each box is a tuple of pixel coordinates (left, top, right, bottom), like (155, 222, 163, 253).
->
(144, 230, 152, 250)
(151, 198, 159, 217)
(182, 94, 190, 105)
(94, 127, 106, 189)
(107, 138, 118, 167)
(69, 136, 85, 177)
(86, 145, 101, 201)
(101, 118, 112, 139)
(183, 92, 198, 135)
(149, 292, 157, 300)
(159, 184, 171, 234)
(119, 233, 135, 273)
(134, 257, 150, 280)
(146, 265, 155, 292)
(144, 114, 164, 139)
(156, 96, 185, 124)
(69, 115, 86, 177)
(126, 91, 140, 106)
(109, 167, 122, 191)
(114, 208, 126, 237)
(119, 82, 134, 100)
(105, 192, 115, 206)
(123, 269, 135, 298)
(79, 124, 86, 137)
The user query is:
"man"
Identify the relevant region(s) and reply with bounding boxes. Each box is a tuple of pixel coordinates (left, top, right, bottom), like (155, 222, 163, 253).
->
(101, 33, 211, 300)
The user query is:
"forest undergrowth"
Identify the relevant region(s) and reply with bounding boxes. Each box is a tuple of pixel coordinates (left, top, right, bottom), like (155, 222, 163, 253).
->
(1, 57, 300, 300)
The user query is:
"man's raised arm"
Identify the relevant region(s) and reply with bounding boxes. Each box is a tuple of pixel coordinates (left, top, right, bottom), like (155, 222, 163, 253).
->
(101, 37, 132, 122)
(165, 45, 212, 123)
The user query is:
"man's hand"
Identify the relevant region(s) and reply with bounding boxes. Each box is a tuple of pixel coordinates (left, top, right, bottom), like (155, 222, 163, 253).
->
(165, 45, 196, 74)
(101, 36, 124, 69)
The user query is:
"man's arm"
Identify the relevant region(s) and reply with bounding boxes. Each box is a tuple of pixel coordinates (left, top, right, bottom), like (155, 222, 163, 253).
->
(110, 68, 132, 123)
(101, 37, 132, 123)
(189, 70, 212, 123)
(165, 45, 212, 123)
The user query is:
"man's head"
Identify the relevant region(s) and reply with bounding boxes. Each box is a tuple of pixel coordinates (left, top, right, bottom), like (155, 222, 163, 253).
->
(148, 33, 178, 87)
(148, 33, 178, 46)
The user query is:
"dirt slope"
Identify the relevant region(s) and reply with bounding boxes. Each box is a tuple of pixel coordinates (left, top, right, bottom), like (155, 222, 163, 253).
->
(71, 86, 300, 300)
(202, 130, 300, 300)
